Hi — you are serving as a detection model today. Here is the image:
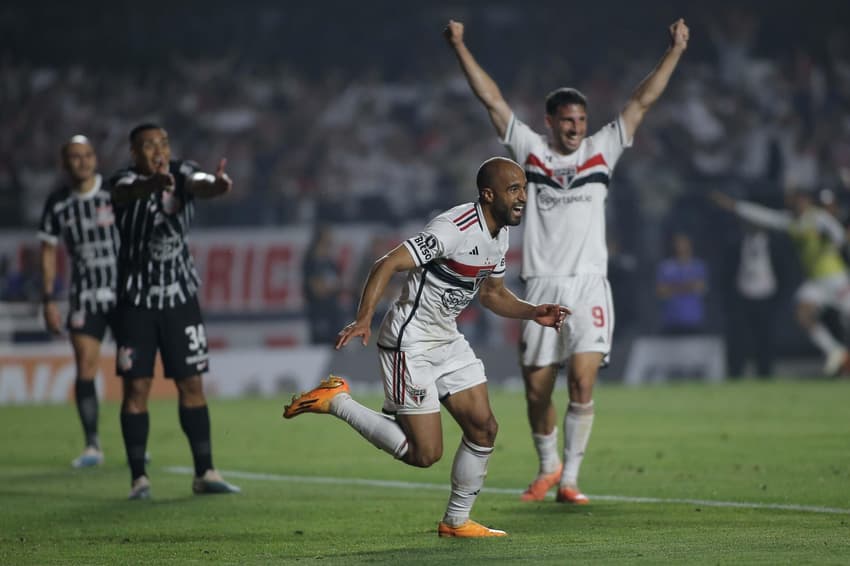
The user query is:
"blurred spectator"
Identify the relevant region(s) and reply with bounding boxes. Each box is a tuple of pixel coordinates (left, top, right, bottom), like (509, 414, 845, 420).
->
(302, 224, 344, 344)
(723, 225, 782, 378)
(656, 232, 708, 335)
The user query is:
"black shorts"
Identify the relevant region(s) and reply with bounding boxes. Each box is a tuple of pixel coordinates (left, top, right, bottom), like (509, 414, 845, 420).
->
(67, 308, 116, 342)
(114, 297, 210, 380)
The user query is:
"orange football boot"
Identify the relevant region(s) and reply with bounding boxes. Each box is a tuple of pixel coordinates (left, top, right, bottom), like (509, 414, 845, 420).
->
(437, 519, 508, 538)
(555, 486, 590, 505)
(520, 464, 564, 501)
(282, 375, 350, 419)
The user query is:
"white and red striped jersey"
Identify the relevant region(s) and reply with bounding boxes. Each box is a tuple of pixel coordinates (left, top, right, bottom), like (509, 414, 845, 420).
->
(377, 202, 508, 354)
(502, 114, 632, 278)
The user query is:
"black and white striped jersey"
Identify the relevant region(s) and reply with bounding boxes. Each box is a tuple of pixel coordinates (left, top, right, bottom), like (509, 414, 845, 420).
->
(109, 159, 201, 309)
(37, 175, 119, 313)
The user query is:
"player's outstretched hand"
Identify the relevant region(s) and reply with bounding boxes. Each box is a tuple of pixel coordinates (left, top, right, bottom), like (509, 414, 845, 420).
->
(214, 158, 233, 194)
(335, 319, 372, 350)
(443, 19, 465, 46)
(670, 18, 689, 51)
(533, 304, 570, 332)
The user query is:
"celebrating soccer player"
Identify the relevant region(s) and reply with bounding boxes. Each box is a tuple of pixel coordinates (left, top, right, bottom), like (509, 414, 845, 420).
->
(284, 157, 569, 537)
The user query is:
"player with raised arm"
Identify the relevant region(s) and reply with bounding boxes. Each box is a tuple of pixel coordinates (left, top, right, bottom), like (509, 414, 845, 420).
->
(711, 190, 850, 376)
(109, 123, 239, 499)
(444, 18, 688, 503)
(38, 135, 119, 468)
(284, 157, 569, 537)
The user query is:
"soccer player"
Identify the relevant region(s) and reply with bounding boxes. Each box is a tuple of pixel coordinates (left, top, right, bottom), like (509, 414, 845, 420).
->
(38, 135, 118, 469)
(284, 157, 569, 538)
(711, 190, 850, 376)
(109, 124, 239, 499)
(444, 18, 689, 503)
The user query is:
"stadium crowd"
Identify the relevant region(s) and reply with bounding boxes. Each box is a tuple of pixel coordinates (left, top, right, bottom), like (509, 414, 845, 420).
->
(2, 2, 850, 355)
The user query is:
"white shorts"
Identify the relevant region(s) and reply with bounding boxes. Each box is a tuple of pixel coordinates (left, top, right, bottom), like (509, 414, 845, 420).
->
(520, 274, 614, 367)
(796, 272, 850, 312)
(379, 337, 486, 415)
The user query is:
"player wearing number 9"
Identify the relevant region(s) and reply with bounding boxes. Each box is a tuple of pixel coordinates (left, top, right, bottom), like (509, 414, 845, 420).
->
(108, 123, 239, 500)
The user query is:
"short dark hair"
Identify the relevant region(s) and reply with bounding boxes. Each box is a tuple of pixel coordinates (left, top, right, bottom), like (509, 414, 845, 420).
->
(545, 87, 587, 115)
(129, 123, 163, 145)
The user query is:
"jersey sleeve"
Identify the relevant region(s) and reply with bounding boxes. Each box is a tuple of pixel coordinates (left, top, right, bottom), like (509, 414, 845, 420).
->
(815, 210, 846, 247)
(402, 215, 466, 267)
(175, 160, 200, 202)
(501, 114, 540, 165)
(37, 192, 60, 245)
(588, 116, 633, 170)
(490, 254, 507, 279)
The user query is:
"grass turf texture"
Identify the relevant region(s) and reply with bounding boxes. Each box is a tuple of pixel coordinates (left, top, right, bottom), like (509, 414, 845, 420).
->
(2, 379, 849, 564)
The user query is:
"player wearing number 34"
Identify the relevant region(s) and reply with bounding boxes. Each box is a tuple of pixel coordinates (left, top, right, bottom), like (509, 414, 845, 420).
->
(107, 123, 240, 500)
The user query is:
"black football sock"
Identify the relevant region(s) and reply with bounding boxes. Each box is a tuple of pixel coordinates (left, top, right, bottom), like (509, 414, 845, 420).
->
(179, 405, 213, 477)
(75, 378, 100, 449)
(121, 412, 149, 481)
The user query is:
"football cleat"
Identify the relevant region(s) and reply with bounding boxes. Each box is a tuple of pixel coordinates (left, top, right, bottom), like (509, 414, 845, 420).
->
(520, 464, 563, 501)
(71, 447, 104, 469)
(556, 486, 590, 505)
(192, 469, 241, 495)
(437, 519, 507, 538)
(282, 375, 350, 419)
(128, 475, 151, 500)
(824, 348, 850, 377)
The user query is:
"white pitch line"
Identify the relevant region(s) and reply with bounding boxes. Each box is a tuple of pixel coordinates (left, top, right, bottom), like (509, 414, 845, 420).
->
(165, 466, 850, 515)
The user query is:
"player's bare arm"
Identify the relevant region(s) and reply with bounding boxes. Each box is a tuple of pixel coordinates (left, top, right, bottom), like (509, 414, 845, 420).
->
(444, 19, 513, 138)
(478, 276, 569, 330)
(621, 18, 689, 140)
(111, 172, 175, 206)
(335, 244, 417, 349)
(187, 158, 233, 199)
(39, 241, 63, 335)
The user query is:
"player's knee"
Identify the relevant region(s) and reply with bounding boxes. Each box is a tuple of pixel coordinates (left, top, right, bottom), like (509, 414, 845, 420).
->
(406, 445, 442, 468)
(524, 384, 551, 407)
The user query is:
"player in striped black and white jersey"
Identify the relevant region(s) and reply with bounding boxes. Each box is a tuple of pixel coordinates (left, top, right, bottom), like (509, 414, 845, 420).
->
(446, 18, 688, 504)
(38, 135, 119, 469)
(285, 158, 569, 537)
(108, 123, 239, 500)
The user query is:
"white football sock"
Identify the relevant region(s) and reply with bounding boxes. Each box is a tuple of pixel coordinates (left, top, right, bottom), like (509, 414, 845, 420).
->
(532, 427, 561, 475)
(562, 400, 594, 487)
(810, 323, 842, 355)
(442, 437, 493, 527)
(330, 394, 408, 459)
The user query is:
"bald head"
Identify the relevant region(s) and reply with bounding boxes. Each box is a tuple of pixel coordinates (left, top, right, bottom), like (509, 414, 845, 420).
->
(476, 156, 522, 194)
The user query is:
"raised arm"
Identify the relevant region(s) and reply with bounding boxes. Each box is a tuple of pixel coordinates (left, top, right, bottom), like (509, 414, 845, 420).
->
(336, 244, 417, 349)
(444, 19, 513, 139)
(709, 191, 792, 231)
(478, 276, 569, 330)
(187, 158, 233, 199)
(621, 18, 689, 141)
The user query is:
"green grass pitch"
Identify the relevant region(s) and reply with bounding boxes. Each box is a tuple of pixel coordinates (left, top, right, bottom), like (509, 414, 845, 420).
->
(2, 379, 849, 564)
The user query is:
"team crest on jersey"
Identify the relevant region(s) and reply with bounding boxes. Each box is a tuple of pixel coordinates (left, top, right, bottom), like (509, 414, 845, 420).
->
(553, 166, 576, 187)
(406, 384, 427, 405)
(118, 347, 135, 372)
(96, 205, 114, 226)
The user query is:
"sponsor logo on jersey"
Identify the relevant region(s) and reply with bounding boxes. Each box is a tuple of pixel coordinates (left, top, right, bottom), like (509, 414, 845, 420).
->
(441, 288, 472, 313)
(469, 246, 479, 255)
(411, 233, 438, 262)
(537, 190, 592, 211)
